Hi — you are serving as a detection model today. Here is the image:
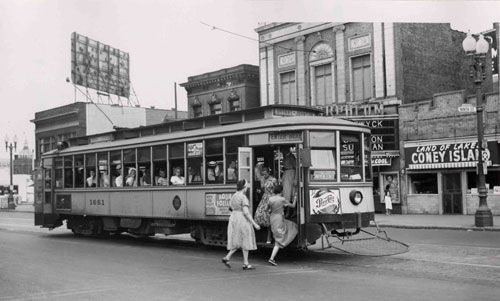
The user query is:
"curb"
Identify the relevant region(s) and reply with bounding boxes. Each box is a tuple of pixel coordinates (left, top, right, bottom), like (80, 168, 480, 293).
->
(370, 224, 500, 232)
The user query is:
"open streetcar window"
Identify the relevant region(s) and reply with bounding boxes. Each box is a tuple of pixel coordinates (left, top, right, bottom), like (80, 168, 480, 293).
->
(97, 152, 109, 187)
(153, 145, 167, 186)
(169, 143, 185, 185)
(110, 151, 122, 187)
(64, 156, 73, 188)
(123, 149, 137, 187)
(138, 147, 151, 187)
(74, 155, 84, 188)
(54, 157, 63, 188)
(340, 132, 362, 182)
(225, 136, 244, 183)
(206, 138, 223, 184)
(86, 153, 97, 188)
(186, 142, 203, 185)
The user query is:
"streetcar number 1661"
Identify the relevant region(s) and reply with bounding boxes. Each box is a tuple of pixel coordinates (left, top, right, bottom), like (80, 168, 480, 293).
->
(89, 199, 105, 206)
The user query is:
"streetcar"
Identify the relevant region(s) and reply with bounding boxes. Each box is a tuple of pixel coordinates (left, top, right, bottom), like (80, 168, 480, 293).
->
(34, 105, 374, 248)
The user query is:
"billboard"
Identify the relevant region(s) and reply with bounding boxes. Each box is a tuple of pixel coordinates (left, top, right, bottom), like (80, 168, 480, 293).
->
(71, 32, 130, 97)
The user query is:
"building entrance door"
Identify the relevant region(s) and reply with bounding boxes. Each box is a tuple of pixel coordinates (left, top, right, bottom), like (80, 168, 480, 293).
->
(442, 173, 462, 214)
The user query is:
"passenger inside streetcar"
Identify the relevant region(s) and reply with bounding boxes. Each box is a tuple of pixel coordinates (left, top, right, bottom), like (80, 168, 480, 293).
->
(139, 167, 151, 186)
(126, 168, 138, 186)
(86, 170, 97, 187)
(114, 165, 123, 187)
(187, 166, 202, 184)
(170, 167, 185, 185)
(100, 170, 110, 188)
(156, 169, 168, 186)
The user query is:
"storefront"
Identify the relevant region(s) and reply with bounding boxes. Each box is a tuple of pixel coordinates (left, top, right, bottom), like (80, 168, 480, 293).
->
(403, 138, 500, 215)
(317, 102, 401, 213)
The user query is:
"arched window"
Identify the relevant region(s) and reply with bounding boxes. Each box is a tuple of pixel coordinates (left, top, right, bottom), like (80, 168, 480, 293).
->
(309, 43, 335, 106)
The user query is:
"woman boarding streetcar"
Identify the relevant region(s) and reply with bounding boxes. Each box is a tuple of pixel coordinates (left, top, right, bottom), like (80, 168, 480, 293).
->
(34, 105, 374, 249)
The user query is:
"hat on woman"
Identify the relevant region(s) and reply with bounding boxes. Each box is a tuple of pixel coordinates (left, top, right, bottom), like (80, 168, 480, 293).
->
(236, 179, 247, 191)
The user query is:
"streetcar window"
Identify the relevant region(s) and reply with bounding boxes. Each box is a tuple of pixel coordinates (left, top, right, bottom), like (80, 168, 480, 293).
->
(364, 134, 372, 181)
(97, 152, 109, 188)
(225, 136, 244, 183)
(206, 138, 223, 184)
(169, 143, 185, 185)
(110, 151, 122, 187)
(74, 155, 84, 188)
(187, 142, 203, 185)
(54, 157, 63, 188)
(123, 149, 137, 187)
(340, 133, 362, 182)
(44, 168, 52, 190)
(153, 145, 167, 186)
(86, 153, 97, 188)
(138, 147, 151, 187)
(64, 156, 73, 188)
(310, 149, 336, 181)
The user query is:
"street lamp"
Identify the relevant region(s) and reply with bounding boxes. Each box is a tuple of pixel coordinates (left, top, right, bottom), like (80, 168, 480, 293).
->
(462, 31, 493, 227)
(4, 135, 17, 210)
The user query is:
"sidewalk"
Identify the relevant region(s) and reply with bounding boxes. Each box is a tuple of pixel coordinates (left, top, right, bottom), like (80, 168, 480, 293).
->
(373, 213, 500, 231)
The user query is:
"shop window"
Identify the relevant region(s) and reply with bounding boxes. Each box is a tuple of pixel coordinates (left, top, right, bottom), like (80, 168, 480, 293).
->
(409, 173, 438, 194)
(97, 152, 109, 188)
(137, 147, 151, 187)
(280, 71, 296, 105)
(169, 143, 185, 185)
(64, 156, 73, 188)
(351, 55, 372, 101)
(153, 145, 167, 186)
(85, 153, 97, 188)
(123, 149, 137, 187)
(314, 64, 332, 106)
(467, 170, 500, 193)
(340, 133, 362, 182)
(187, 142, 203, 185)
(54, 157, 63, 188)
(206, 138, 223, 184)
(110, 151, 122, 187)
(74, 155, 84, 188)
(226, 136, 244, 182)
(310, 149, 336, 181)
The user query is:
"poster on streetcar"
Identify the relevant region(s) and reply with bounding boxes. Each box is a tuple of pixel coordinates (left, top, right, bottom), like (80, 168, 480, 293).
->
(205, 192, 233, 216)
(309, 188, 341, 215)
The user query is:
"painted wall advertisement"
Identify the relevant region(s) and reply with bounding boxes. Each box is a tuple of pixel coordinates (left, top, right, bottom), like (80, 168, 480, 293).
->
(309, 188, 341, 215)
(405, 141, 500, 169)
(205, 192, 233, 216)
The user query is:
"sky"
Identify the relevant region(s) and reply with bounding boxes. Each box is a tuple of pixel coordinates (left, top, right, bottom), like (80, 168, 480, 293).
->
(0, 0, 499, 160)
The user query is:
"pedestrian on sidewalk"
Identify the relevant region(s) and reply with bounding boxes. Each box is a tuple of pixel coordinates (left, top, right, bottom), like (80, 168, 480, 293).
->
(384, 184, 392, 215)
(267, 184, 298, 266)
(222, 179, 261, 270)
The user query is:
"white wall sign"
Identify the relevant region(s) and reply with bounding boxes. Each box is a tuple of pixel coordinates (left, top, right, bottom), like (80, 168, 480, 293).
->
(278, 53, 296, 67)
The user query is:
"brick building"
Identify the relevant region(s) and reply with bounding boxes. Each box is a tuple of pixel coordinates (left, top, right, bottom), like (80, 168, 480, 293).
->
(180, 64, 260, 118)
(32, 102, 187, 163)
(400, 90, 500, 215)
(255, 22, 497, 214)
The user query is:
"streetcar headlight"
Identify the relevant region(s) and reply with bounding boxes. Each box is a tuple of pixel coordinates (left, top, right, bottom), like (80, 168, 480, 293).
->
(349, 190, 363, 205)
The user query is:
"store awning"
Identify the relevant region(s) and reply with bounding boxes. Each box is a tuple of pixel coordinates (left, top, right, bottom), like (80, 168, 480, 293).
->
(408, 161, 492, 170)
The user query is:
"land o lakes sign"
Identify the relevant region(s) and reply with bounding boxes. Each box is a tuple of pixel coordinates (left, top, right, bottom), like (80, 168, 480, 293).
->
(405, 141, 500, 169)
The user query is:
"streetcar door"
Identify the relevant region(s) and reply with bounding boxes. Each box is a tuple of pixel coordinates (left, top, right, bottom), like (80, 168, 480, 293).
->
(237, 147, 253, 211)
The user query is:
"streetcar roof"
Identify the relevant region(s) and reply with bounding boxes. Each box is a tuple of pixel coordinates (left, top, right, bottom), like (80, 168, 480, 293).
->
(43, 105, 370, 156)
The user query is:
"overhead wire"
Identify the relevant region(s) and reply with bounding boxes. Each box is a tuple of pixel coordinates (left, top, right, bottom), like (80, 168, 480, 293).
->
(199, 21, 316, 54)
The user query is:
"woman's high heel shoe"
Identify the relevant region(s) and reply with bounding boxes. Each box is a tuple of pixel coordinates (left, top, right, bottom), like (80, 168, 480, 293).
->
(242, 264, 255, 270)
(221, 258, 231, 268)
